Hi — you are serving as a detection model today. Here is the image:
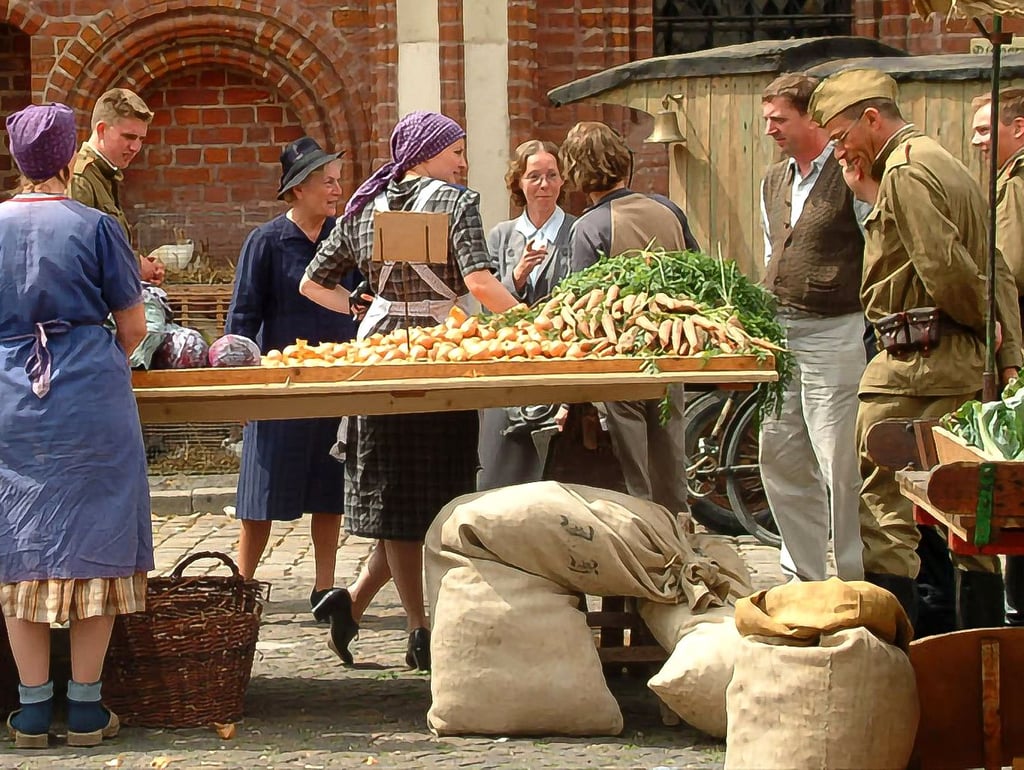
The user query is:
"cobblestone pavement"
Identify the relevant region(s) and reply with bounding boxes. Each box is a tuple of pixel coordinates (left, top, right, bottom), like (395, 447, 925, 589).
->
(3, 510, 785, 770)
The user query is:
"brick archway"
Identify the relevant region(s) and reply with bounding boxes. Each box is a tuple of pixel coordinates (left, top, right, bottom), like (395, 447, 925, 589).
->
(42, 3, 369, 184)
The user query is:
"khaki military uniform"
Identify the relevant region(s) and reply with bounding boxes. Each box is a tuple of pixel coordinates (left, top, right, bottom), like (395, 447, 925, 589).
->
(996, 147, 1024, 293)
(70, 142, 132, 244)
(854, 126, 1023, 578)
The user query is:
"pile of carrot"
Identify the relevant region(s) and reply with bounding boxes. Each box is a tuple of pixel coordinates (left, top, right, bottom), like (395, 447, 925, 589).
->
(262, 286, 782, 368)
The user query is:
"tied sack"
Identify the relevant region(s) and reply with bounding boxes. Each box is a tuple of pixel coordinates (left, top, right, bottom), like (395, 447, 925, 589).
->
(725, 579, 918, 770)
(431, 481, 734, 607)
(427, 555, 622, 737)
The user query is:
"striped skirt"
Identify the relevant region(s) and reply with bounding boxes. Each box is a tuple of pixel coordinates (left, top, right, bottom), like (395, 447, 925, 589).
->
(0, 574, 147, 624)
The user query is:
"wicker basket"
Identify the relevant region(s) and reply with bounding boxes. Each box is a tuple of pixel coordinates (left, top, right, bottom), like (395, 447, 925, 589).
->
(101, 551, 266, 728)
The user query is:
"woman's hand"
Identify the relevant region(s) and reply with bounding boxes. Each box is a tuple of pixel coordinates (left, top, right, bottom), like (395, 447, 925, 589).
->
(511, 239, 548, 292)
(840, 158, 879, 205)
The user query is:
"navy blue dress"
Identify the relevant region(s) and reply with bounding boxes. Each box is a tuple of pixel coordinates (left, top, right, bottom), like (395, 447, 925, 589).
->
(226, 214, 360, 521)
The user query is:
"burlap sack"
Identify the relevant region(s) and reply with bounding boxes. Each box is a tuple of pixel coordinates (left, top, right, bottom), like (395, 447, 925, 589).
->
(687, 534, 753, 601)
(734, 577, 914, 650)
(725, 627, 919, 770)
(427, 556, 622, 736)
(637, 601, 734, 652)
(430, 481, 733, 608)
(647, 614, 741, 738)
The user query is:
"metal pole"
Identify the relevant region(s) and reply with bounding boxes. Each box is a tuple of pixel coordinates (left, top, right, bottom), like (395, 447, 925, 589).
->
(983, 14, 1003, 403)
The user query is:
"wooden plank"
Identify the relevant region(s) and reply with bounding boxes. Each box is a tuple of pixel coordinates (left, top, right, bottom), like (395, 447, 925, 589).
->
(914, 418, 940, 471)
(132, 352, 775, 389)
(134, 368, 777, 424)
(927, 462, 1024, 519)
(866, 418, 922, 470)
(680, 76, 711, 253)
(585, 611, 643, 629)
(982, 638, 1003, 770)
(595, 646, 667, 664)
(734, 74, 757, 280)
(910, 628, 1024, 770)
(933, 425, 1000, 464)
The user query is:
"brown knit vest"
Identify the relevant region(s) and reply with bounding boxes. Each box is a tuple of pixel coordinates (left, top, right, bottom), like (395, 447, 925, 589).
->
(762, 154, 864, 315)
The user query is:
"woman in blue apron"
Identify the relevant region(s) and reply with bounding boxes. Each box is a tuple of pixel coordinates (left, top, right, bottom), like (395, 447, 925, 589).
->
(225, 136, 360, 624)
(0, 104, 151, 748)
(300, 111, 518, 670)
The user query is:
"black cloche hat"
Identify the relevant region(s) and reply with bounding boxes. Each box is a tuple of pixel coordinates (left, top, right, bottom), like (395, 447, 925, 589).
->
(277, 136, 344, 200)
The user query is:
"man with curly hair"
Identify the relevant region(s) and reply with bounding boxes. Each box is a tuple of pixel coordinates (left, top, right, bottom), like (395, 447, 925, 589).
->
(560, 121, 699, 517)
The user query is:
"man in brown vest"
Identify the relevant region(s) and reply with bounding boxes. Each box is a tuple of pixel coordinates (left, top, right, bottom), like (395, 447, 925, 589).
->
(758, 73, 869, 583)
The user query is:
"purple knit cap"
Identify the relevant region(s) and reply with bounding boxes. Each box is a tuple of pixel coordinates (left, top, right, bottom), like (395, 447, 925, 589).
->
(343, 110, 465, 221)
(6, 103, 77, 182)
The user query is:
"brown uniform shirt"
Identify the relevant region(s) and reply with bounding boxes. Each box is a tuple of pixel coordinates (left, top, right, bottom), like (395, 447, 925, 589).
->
(860, 125, 1023, 396)
(996, 147, 1024, 295)
(70, 142, 132, 243)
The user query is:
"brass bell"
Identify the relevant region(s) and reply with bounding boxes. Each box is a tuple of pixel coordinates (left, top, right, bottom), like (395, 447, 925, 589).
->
(644, 108, 685, 145)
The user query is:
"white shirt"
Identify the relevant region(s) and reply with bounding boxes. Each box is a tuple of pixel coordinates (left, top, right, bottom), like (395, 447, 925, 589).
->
(513, 206, 566, 288)
(760, 142, 871, 266)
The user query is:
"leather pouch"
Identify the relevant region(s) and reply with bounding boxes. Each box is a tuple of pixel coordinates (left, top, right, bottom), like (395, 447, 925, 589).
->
(875, 311, 912, 355)
(906, 307, 941, 355)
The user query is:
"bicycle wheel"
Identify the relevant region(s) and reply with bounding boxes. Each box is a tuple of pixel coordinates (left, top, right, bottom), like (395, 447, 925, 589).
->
(683, 390, 746, 536)
(723, 394, 781, 547)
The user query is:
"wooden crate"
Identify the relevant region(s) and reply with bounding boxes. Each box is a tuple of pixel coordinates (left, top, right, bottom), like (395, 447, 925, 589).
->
(932, 425, 1010, 465)
(163, 284, 234, 339)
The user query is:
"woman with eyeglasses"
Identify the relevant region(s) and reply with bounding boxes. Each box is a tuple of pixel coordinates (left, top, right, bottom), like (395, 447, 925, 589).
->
(477, 139, 576, 491)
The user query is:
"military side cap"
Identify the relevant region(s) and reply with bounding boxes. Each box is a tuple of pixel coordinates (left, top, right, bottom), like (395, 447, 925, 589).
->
(809, 69, 899, 126)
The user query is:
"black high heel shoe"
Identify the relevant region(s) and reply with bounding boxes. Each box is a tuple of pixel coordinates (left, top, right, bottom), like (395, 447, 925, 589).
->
(405, 627, 430, 671)
(317, 588, 359, 665)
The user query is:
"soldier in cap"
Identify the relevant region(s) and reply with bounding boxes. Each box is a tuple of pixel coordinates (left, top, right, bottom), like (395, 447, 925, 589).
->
(809, 68, 1022, 631)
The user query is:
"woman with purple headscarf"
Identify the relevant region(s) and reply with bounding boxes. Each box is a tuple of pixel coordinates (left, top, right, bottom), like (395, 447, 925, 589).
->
(0, 104, 150, 747)
(300, 111, 517, 671)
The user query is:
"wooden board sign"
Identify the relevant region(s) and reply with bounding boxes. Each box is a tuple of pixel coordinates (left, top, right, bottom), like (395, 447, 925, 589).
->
(372, 210, 449, 264)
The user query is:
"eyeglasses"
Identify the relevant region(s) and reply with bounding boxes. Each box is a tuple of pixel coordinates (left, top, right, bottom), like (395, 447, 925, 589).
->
(523, 172, 561, 186)
(830, 112, 864, 145)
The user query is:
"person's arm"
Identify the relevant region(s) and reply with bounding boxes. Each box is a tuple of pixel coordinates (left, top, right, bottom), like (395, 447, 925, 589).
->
(994, 248, 1023, 372)
(569, 213, 607, 273)
(464, 269, 518, 313)
(888, 167, 988, 333)
(996, 175, 1024, 295)
(302, 217, 356, 314)
(112, 302, 147, 357)
(225, 227, 271, 340)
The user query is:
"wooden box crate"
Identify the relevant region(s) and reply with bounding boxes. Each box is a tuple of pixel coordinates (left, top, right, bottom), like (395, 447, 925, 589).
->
(163, 284, 234, 340)
(932, 425, 1015, 465)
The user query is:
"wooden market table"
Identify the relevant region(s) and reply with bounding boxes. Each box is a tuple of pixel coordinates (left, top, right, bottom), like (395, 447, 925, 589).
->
(131, 354, 776, 424)
(134, 353, 776, 672)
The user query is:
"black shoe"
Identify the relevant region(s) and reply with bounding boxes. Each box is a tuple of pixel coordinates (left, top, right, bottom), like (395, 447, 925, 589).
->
(310, 588, 333, 624)
(316, 588, 359, 665)
(955, 569, 1006, 630)
(405, 627, 430, 671)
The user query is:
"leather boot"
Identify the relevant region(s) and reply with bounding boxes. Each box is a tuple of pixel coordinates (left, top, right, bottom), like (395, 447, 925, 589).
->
(914, 525, 956, 638)
(1005, 556, 1024, 627)
(955, 569, 1006, 630)
(865, 571, 919, 629)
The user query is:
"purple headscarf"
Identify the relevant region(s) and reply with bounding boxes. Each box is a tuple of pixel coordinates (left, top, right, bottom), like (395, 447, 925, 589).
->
(343, 110, 465, 221)
(6, 103, 77, 182)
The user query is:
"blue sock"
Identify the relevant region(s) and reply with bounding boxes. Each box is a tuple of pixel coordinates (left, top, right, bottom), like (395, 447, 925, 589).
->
(66, 680, 109, 733)
(10, 681, 53, 735)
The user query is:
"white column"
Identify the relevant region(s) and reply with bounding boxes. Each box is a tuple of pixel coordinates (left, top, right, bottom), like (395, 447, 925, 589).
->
(462, 0, 510, 231)
(396, 0, 441, 115)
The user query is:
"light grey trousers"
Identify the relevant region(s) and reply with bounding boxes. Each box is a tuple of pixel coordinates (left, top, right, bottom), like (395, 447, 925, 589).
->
(758, 308, 866, 581)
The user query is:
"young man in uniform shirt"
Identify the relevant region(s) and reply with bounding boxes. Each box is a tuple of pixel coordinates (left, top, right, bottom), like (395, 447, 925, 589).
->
(971, 88, 1024, 627)
(70, 87, 163, 285)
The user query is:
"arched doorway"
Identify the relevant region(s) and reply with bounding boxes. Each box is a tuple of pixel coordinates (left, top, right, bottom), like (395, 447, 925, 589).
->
(0, 22, 31, 191)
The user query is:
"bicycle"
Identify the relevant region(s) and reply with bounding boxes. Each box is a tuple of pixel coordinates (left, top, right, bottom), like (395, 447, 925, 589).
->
(684, 388, 780, 547)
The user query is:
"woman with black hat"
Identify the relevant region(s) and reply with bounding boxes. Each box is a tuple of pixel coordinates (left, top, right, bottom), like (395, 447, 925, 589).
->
(225, 137, 362, 627)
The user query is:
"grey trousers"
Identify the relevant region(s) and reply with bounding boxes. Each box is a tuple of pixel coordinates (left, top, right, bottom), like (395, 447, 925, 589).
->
(601, 384, 687, 517)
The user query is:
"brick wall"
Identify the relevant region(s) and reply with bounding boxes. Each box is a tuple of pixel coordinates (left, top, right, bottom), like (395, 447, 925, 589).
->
(854, 0, 1024, 52)
(125, 68, 305, 261)
(0, 23, 30, 191)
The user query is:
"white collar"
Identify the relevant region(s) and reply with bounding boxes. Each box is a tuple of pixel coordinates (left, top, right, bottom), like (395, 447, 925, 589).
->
(513, 206, 565, 243)
(786, 141, 834, 181)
